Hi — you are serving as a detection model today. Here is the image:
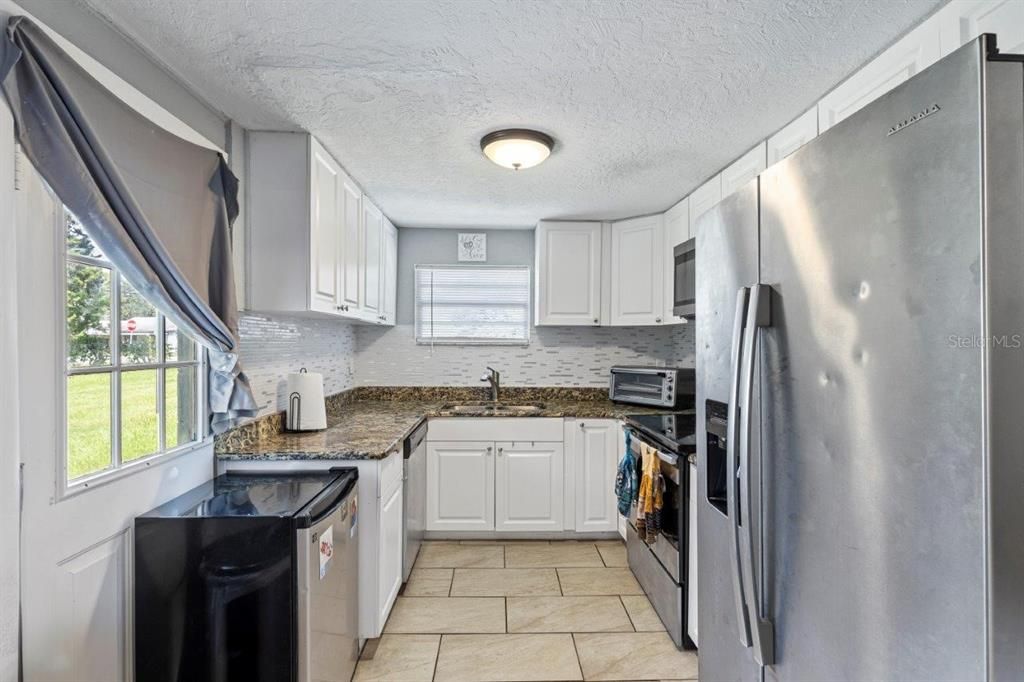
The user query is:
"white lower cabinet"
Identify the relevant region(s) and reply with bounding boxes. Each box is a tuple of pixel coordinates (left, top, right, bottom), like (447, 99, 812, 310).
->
(567, 419, 621, 532)
(495, 442, 564, 531)
(426, 441, 495, 531)
(378, 478, 403, 625)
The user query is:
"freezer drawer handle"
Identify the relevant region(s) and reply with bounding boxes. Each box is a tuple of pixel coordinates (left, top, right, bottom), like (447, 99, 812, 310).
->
(738, 283, 775, 666)
(726, 287, 752, 648)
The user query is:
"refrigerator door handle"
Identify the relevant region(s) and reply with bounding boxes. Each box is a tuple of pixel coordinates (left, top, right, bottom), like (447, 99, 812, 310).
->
(726, 287, 752, 648)
(738, 282, 775, 666)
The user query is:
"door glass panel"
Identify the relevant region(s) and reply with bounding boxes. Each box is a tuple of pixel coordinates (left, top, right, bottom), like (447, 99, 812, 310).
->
(67, 373, 112, 479)
(165, 366, 197, 449)
(121, 369, 159, 462)
(119, 276, 157, 365)
(66, 263, 111, 368)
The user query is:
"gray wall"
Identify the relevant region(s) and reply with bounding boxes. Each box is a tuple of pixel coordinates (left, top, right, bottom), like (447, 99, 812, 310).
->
(396, 227, 534, 324)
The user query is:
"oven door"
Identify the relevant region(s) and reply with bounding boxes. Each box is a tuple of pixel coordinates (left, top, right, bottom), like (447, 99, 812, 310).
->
(673, 238, 695, 319)
(626, 436, 684, 581)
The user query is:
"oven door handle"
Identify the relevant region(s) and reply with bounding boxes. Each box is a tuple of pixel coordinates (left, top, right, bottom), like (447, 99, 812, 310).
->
(738, 283, 774, 666)
(726, 287, 752, 648)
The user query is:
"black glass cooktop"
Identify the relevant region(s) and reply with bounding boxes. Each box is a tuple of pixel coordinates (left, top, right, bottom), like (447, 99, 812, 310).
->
(624, 411, 697, 454)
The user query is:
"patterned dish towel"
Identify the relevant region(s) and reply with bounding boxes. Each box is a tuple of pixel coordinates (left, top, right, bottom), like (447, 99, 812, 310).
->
(615, 431, 637, 516)
(635, 442, 664, 545)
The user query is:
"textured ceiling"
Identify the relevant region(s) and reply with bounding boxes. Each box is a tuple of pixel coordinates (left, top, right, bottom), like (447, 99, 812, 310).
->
(79, 0, 942, 228)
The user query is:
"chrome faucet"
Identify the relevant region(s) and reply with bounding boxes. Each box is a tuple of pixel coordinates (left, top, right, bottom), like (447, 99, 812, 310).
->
(481, 366, 500, 403)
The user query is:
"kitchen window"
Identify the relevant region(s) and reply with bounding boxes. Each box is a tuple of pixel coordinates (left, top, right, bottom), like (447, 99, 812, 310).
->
(64, 208, 204, 486)
(414, 265, 531, 345)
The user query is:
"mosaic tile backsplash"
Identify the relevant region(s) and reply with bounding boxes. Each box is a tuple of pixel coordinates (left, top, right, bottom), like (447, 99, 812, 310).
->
(354, 323, 695, 387)
(238, 313, 356, 417)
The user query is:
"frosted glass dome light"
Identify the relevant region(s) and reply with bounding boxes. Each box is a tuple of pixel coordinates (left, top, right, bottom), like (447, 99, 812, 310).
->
(481, 129, 554, 170)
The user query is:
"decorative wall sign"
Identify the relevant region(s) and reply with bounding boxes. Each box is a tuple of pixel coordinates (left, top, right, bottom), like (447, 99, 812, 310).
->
(458, 233, 486, 261)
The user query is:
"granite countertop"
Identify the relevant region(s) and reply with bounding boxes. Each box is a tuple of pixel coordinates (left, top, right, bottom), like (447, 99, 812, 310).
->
(215, 386, 676, 462)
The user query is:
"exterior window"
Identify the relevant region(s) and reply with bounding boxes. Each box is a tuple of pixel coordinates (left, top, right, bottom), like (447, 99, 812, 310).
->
(64, 209, 203, 485)
(414, 265, 531, 345)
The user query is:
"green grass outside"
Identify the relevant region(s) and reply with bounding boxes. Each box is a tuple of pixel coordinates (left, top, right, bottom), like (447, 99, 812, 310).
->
(67, 370, 189, 480)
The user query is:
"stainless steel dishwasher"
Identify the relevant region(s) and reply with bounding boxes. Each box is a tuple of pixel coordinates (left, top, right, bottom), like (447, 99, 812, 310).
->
(402, 420, 427, 582)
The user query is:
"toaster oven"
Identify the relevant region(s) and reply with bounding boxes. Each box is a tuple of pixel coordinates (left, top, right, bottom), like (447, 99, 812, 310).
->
(609, 366, 694, 408)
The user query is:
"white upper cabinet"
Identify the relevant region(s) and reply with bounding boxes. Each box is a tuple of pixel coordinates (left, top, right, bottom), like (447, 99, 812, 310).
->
(819, 13, 942, 132)
(939, 0, 1024, 55)
(247, 131, 396, 325)
(663, 198, 689, 325)
(361, 197, 384, 320)
(688, 174, 722, 224)
(382, 217, 398, 325)
(535, 221, 603, 326)
(720, 142, 766, 198)
(609, 215, 664, 326)
(494, 442, 564, 532)
(308, 139, 342, 315)
(767, 107, 819, 165)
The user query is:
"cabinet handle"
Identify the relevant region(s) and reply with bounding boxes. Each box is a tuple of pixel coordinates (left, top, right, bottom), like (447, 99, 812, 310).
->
(593, 318, 599, 324)
(498, 447, 503, 456)
(579, 422, 585, 429)
(486, 446, 492, 454)
(656, 317, 662, 323)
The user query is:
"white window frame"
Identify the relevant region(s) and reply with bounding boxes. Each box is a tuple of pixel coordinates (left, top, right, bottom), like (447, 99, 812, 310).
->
(59, 208, 208, 498)
(414, 264, 531, 346)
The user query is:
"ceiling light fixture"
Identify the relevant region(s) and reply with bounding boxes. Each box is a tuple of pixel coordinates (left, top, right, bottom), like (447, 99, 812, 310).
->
(480, 129, 554, 170)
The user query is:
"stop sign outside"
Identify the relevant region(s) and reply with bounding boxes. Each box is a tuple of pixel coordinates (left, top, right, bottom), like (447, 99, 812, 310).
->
(126, 319, 137, 333)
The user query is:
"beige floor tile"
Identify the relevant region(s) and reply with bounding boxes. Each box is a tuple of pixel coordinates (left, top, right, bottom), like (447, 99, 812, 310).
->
(558, 568, 643, 595)
(435, 633, 583, 681)
(353, 634, 439, 681)
(507, 596, 634, 633)
(597, 543, 628, 567)
(620, 595, 666, 631)
(450, 568, 561, 596)
(574, 632, 698, 680)
(416, 542, 505, 568)
(459, 539, 552, 545)
(384, 597, 506, 634)
(404, 568, 453, 596)
(505, 543, 604, 568)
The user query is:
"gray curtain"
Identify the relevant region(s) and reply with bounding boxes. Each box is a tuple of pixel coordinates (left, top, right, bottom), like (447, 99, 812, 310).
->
(0, 16, 256, 433)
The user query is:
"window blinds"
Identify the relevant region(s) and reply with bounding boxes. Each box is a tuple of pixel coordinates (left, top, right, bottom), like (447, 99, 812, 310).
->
(414, 265, 531, 344)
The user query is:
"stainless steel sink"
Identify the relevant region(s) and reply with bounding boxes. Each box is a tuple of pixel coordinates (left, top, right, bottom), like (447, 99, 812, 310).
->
(440, 403, 545, 415)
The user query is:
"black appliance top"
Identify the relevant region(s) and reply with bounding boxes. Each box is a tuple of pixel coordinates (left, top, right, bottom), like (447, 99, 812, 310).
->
(138, 469, 357, 522)
(624, 411, 697, 454)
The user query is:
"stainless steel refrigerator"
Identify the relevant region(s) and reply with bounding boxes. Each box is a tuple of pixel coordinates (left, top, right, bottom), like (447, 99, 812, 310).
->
(695, 35, 1024, 682)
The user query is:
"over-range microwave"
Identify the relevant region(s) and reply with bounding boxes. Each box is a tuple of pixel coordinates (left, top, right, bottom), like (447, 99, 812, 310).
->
(673, 237, 696, 319)
(609, 366, 695, 408)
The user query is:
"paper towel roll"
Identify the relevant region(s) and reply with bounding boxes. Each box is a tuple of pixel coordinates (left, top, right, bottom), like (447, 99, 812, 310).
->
(286, 369, 327, 431)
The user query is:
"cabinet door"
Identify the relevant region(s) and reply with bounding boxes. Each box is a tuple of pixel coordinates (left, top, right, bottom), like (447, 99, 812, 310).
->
(688, 174, 722, 225)
(361, 197, 383, 318)
(939, 0, 1024, 55)
(495, 442, 564, 532)
(663, 198, 689, 325)
(339, 173, 362, 312)
(720, 143, 766, 198)
(378, 481, 404, 625)
(818, 13, 941, 132)
(767, 107, 818, 166)
(309, 139, 341, 314)
(426, 441, 494, 531)
(382, 217, 398, 325)
(535, 221, 603, 326)
(609, 215, 664, 326)
(571, 420, 620, 532)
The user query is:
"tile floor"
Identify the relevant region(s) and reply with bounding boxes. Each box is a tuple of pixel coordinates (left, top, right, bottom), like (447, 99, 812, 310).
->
(354, 540, 699, 682)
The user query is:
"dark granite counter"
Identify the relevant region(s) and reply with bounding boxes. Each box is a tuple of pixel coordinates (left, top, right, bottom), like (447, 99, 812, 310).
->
(215, 386, 675, 461)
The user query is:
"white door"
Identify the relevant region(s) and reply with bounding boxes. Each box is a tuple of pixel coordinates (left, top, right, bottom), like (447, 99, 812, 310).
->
(818, 13, 941, 131)
(309, 139, 341, 314)
(495, 442, 564, 532)
(426, 441, 494, 531)
(609, 215, 664, 326)
(720, 142, 766, 198)
(339, 173, 362, 313)
(688, 174, 722, 224)
(663, 198, 689, 325)
(15, 152, 213, 682)
(378, 479, 403, 624)
(535, 221, 603, 326)
(361, 197, 383, 319)
(382, 217, 398, 325)
(571, 420, 620, 532)
(767, 107, 818, 165)
(939, 0, 1024, 55)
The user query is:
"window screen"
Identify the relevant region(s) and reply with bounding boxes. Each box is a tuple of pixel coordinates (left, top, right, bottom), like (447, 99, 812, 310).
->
(414, 265, 530, 344)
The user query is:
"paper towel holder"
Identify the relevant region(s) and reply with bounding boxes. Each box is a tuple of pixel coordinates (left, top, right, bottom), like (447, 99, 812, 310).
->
(286, 367, 325, 432)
